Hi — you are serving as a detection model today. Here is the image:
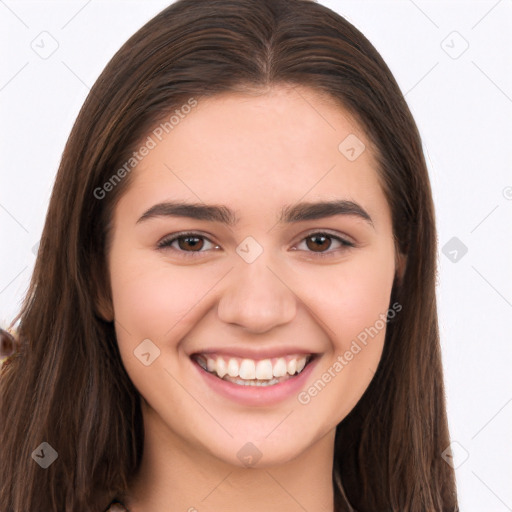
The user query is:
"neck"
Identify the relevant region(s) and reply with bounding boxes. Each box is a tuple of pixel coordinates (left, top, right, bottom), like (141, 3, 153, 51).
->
(122, 401, 336, 512)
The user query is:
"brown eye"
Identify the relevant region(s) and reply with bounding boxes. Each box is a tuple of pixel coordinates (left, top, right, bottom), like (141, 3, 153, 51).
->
(176, 235, 204, 252)
(157, 232, 219, 256)
(305, 234, 332, 252)
(296, 231, 355, 257)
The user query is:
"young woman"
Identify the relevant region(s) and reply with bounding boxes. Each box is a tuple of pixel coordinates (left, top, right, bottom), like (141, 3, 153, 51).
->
(0, 0, 459, 510)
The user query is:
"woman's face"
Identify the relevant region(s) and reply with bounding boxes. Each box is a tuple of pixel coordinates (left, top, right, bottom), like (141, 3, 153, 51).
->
(106, 85, 403, 468)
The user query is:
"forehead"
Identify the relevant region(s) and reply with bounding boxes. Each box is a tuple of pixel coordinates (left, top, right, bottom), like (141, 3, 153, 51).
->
(116, 84, 390, 230)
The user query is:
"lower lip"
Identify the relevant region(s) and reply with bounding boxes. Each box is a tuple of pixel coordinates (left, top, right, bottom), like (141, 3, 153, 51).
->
(191, 355, 319, 407)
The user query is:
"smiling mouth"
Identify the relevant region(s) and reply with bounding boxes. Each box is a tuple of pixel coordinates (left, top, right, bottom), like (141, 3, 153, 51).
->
(191, 353, 316, 387)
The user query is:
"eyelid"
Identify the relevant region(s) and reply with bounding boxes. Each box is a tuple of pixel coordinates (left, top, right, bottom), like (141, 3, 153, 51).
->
(297, 228, 355, 247)
(292, 229, 355, 259)
(156, 231, 219, 252)
(156, 229, 355, 257)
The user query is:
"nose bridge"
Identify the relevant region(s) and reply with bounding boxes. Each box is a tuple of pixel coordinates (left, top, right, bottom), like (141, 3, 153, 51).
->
(217, 247, 297, 333)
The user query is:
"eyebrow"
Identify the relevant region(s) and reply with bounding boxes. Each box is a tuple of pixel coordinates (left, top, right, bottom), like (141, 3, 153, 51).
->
(136, 199, 374, 229)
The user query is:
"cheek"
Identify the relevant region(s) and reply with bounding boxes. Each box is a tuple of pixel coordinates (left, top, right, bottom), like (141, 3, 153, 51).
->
(294, 254, 395, 418)
(302, 246, 396, 344)
(110, 255, 208, 341)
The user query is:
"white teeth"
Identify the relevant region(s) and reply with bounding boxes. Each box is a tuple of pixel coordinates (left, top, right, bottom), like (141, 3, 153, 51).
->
(272, 358, 287, 377)
(227, 358, 239, 377)
(216, 357, 227, 378)
(239, 359, 256, 379)
(196, 354, 310, 382)
(224, 376, 281, 387)
(255, 359, 273, 380)
(206, 357, 216, 373)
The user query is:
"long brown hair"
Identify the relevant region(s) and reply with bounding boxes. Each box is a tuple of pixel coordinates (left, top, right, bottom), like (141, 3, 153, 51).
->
(0, 0, 459, 510)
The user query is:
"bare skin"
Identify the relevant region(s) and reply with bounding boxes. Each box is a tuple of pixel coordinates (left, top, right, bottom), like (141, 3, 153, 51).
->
(103, 84, 405, 511)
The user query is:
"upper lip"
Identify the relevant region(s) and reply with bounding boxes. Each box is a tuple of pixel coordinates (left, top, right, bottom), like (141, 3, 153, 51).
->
(190, 346, 319, 360)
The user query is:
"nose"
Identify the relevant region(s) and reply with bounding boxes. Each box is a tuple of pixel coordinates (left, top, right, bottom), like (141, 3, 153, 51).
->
(217, 256, 297, 334)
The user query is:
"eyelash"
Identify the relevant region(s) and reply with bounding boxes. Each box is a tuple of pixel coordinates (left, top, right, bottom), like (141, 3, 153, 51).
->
(156, 230, 355, 259)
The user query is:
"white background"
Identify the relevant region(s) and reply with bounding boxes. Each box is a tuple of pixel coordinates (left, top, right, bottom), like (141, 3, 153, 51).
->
(1, 1, 511, 510)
